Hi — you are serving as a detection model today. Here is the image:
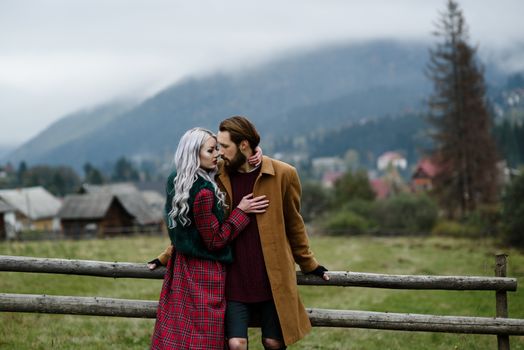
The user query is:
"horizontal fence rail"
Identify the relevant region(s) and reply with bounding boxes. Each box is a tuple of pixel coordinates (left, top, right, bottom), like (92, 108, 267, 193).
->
(1, 293, 524, 335)
(0, 255, 517, 291)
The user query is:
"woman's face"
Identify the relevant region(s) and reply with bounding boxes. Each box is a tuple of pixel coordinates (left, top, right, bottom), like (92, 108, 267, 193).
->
(199, 136, 219, 171)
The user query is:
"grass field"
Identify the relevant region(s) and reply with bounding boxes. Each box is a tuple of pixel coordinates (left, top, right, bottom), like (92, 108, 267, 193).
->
(1, 235, 523, 349)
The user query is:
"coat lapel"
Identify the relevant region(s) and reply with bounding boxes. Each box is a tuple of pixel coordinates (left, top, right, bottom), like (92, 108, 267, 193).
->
(259, 156, 275, 176)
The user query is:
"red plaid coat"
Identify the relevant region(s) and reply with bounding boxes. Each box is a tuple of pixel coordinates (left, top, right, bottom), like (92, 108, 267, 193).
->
(151, 189, 249, 350)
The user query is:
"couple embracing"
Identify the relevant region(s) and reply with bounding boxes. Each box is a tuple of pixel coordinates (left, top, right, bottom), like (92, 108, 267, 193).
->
(149, 116, 328, 350)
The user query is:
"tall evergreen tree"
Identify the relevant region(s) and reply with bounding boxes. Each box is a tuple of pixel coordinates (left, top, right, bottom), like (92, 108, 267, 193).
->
(332, 170, 376, 207)
(22, 165, 81, 196)
(83, 162, 105, 184)
(16, 161, 27, 186)
(111, 157, 140, 182)
(427, 0, 499, 218)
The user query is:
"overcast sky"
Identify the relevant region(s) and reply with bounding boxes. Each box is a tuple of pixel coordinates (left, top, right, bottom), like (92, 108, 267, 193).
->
(1, 0, 523, 146)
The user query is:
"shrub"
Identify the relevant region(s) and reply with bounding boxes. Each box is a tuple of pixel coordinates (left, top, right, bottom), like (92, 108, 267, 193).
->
(332, 170, 375, 207)
(343, 199, 377, 222)
(301, 181, 331, 222)
(323, 210, 372, 235)
(463, 203, 502, 237)
(432, 220, 480, 237)
(501, 172, 524, 247)
(373, 193, 438, 234)
(319, 193, 438, 235)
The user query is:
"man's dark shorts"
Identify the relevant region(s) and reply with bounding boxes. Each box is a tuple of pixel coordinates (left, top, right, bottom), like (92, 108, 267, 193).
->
(225, 300, 284, 341)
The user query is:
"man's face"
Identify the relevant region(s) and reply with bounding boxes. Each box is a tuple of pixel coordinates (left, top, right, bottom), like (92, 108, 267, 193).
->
(217, 131, 246, 172)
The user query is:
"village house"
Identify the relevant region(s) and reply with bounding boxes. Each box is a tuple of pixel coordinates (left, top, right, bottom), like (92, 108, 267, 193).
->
(79, 181, 164, 224)
(59, 192, 161, 237)
(377, 151, 407, 172)
(0, 199, 16, 239)
(370, 178, 390, 200)
(126, 181, 165, 221)
(0, 186, 61, 233)
(140, 190, 165, 220)
(312, 156, 347, 174)
(411, 158, 439, 192)
(311, 156, 348, 187)
(370, 151, 410, 198)
(59, 182, 164, 237)
(79, 182, 138, 195)
(321, 170, 345, 188)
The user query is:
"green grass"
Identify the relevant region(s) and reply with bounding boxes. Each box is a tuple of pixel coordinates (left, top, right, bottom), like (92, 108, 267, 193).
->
(1, 235, 523, 349)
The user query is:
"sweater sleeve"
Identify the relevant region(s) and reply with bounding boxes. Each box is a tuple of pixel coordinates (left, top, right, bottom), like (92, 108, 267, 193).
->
(193, 188, 250, 251)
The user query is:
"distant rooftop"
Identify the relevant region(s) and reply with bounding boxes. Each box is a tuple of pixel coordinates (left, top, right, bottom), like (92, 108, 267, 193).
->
(60, 191, 161, 225)
(79, 182, 138, 195)
(0, 199, 14, 213)
(0, 186, 61, 220)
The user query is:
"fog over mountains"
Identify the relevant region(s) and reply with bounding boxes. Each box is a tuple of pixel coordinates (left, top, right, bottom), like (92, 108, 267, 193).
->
(4, 40, 513, 169)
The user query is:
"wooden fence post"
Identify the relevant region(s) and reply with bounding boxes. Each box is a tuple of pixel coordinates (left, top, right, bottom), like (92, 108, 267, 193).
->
(496, 254, 510, 350)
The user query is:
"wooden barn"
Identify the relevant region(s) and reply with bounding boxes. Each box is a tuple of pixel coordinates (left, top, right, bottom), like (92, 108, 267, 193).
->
(0, 199, 15, 240)
(59, 192, 161, 237)
(0, 187, 61, 232)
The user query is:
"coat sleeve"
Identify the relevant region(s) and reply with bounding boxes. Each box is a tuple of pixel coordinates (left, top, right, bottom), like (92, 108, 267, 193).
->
(283, 167, 319, 273)
(193, 189, 250, 251)
(155, 245, 173, 265)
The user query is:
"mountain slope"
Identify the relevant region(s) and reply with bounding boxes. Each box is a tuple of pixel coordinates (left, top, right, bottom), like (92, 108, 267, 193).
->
(4, 40, 470, 168)
(6, 100, 136, 165)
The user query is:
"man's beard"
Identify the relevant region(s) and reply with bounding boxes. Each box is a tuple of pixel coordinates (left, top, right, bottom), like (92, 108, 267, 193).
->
(224, 150, 247, 173)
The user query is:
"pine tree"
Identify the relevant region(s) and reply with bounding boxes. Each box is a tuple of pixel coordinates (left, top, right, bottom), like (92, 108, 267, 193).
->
(111, 157, 139, 182)
(83, 162, 105, 185)
(427, 0, 499, 218)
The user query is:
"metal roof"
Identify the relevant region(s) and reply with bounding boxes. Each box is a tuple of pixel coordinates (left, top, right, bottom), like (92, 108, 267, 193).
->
(141, 190, 165, 220)
(59, 192, 161, 225)
(58, 193, 114, 220)
(0, 187, 61, 219)
(80, 182, 138, 195)
(116, 192, 161, 225)
(0, 199, 14, 213)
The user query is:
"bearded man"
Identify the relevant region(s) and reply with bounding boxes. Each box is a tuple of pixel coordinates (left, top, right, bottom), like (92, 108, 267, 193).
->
(216, 116, 329, 350)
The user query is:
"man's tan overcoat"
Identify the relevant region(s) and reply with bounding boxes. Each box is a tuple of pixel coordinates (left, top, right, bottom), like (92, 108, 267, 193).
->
(217, 156, 319, 346)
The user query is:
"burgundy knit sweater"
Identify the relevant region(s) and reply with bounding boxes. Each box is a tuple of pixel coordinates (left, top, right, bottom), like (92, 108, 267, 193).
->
(225, 166, 273, 302)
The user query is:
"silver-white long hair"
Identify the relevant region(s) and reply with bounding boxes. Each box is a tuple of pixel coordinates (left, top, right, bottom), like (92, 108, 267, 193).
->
(168, 127, 226, 228)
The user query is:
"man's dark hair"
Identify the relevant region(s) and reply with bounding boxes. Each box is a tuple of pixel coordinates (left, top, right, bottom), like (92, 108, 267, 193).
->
(219, 116, 260, 150)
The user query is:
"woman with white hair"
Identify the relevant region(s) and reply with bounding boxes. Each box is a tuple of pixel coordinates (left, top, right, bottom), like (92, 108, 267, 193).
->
(150, 127, 268, 350)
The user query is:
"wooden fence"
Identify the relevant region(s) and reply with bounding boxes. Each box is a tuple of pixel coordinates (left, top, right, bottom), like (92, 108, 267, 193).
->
(1, 254, 523, 349)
